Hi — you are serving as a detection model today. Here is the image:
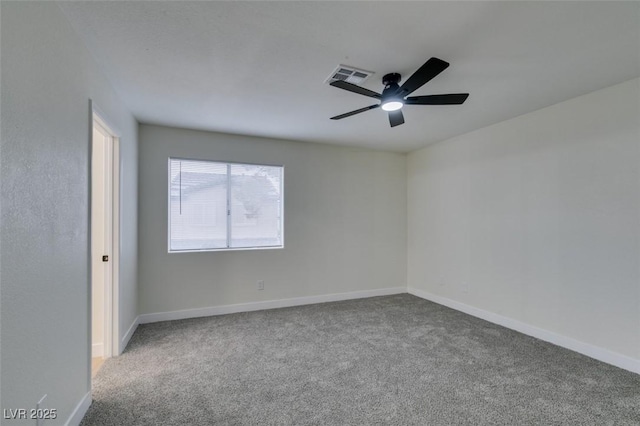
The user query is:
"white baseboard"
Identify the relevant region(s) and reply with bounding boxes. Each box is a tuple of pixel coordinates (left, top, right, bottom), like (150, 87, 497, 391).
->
(120, 315, 140, 354)
(65, 391, 91, 426)
(408, 287, 640, 375)
(139, 287, 406, 324)
(91, 343, 103, 358)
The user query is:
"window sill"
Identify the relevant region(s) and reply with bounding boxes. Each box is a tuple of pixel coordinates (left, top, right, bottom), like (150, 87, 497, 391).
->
(168, 245, 284, 254)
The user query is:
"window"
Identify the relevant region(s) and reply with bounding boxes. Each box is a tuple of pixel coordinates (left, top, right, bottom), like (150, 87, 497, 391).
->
(169, 158, 283, 252)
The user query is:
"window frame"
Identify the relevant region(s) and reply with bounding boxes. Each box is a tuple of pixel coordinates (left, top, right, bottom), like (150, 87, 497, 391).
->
(167, 157, 284, 253)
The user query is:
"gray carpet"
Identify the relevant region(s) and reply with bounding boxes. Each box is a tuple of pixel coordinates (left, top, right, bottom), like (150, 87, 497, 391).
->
(81, 294, 640, 425)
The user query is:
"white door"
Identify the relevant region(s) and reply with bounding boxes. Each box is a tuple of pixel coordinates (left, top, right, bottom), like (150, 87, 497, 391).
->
(91, 117, 115, 364)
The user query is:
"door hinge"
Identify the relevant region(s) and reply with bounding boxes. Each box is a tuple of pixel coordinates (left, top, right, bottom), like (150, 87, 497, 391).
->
(102, 255, 109, 262)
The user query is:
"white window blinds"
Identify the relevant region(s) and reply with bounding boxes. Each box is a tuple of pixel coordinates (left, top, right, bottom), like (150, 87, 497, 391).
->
(169, 158, 283, 252)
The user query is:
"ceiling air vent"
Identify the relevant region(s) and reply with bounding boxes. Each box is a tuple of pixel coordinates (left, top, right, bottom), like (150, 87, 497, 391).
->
(325, 65, 373, 85)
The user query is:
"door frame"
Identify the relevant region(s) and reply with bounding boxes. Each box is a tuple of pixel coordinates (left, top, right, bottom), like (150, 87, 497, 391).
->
(90, 101, 121, 364)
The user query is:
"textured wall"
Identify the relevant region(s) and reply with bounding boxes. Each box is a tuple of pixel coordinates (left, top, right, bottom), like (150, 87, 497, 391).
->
(408, 78, 640, 360)
(138, 124, 407, 314)
(1, 2, 138, 423)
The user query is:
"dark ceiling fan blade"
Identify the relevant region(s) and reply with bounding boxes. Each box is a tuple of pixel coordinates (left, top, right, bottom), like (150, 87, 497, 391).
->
(388, 109, 405, 127)
(398, 57, 450, 96)
(405, 93, 469, 105)
(330, 104, 380, 120)
(330, 80, 381, 99)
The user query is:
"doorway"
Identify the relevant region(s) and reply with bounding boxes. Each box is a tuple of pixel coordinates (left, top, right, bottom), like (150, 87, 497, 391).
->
(91, 111, 119, 379)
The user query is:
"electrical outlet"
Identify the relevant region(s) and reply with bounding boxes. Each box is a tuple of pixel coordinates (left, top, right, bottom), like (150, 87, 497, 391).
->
(461, 282, 470, 294)
(257, 280, 264, 291)
(438, 276, 446, 287)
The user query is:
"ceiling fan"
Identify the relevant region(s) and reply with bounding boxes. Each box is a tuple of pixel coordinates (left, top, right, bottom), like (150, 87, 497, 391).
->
(329, 57, 469, 128)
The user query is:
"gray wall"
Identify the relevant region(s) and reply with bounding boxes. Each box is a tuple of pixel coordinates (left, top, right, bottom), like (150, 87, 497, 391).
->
(1, 2, 138, 423)
(138, 124, 407, 314)
(408, 78, 640, 361)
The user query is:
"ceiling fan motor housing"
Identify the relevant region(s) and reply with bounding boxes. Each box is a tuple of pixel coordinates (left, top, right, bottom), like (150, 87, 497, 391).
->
(382, 72, 402, 87)
(382, 73, 402, 103)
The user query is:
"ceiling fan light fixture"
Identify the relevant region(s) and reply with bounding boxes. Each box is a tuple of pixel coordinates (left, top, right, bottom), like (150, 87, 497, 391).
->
(381, 100, 403, 111)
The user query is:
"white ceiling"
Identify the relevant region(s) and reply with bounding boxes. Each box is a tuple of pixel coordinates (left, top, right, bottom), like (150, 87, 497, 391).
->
(58, 1, 640, 153)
